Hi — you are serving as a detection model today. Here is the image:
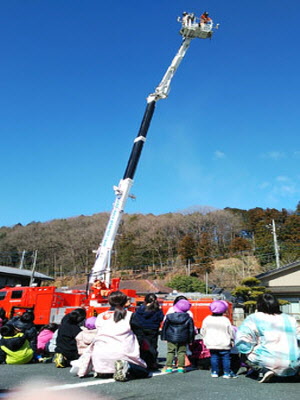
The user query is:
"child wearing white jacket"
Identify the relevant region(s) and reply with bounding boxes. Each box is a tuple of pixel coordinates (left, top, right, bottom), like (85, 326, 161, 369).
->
(201, 300, 235, 379)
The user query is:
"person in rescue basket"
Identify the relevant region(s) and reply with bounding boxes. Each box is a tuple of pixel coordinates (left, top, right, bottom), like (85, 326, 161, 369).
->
(91, 291, 149, 381)
(131, 293, 164, 370)
(161, 299, 195, 373)
(201, 300, 235, 379)
(0, 324, 34, 364)
(53, 307, 86, 367)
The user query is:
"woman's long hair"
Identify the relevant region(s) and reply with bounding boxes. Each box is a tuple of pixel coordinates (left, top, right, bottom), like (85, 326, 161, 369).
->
(144, 293, 160, 311)
(68, 308, 87, 324)
(108, 291, 128, 322)
(256, 293, 281, 314)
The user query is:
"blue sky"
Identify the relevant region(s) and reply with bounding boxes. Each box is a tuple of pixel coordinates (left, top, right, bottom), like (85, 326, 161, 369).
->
(1, 1, 300, 227)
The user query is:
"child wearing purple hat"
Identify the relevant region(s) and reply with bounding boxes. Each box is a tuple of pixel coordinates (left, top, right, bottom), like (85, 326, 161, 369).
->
(161, 299, 195, 373)
(201, 300, 235, 379)
(75, 316, 97, 356)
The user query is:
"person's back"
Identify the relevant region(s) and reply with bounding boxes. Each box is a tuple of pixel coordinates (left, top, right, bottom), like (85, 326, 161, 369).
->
(236, 311, 300, 375)
(201, 314, 233, 350)
(93, 310, 142, 369)
(161, 299, 194, 373)
(54, 308, 86, 366)
(131, 293, 164, 369)
(91, 291, 148, 381)
(37, 323, 58, 356)
(0, 324, 34, 365)
(200, 300, 234, 378)
(76, 317, 97, 356)
(162, 312, 194, 344)
(236, 293, 300, 382)
(11, 312, 37, 352)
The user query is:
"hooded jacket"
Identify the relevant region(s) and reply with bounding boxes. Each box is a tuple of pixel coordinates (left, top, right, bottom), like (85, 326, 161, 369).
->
(0, 332, 33, 364)
(131, 305, 164, 331)
(161, 312, 195, 344)
(55, 314, 82, 360)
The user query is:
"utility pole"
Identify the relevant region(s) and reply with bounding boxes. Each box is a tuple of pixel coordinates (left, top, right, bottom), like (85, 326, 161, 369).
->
(272, 220, 280, 269)
(30, 250, 38, 286)
(19, 250, 26, 269)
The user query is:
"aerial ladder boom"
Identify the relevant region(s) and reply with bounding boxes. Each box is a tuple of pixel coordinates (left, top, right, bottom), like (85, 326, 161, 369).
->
(90, 15, 218, 286)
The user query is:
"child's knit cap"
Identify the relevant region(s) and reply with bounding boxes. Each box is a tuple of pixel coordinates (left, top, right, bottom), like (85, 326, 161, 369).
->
(173, 299, 191, 313)
(209, 300, 228, 314)
(85, 316, 96, 330)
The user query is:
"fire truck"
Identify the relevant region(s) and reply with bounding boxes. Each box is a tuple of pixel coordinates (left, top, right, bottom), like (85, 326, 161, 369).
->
(0, 14, 225, 329)
(0, 283, 231, 329)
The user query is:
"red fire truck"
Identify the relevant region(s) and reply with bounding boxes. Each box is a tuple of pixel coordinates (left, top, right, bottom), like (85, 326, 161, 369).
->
(0, 281, 231, 329)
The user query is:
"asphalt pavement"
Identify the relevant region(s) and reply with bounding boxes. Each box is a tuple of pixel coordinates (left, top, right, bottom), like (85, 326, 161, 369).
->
(0, 339, 299, 400)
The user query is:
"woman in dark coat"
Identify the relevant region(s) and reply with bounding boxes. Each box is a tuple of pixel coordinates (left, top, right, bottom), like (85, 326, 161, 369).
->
(54, 308, 86, 367)
(131, 293, 164, 370)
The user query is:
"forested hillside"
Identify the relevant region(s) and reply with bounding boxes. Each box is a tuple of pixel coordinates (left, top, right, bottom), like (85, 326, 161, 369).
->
(0, 203, 299, 289)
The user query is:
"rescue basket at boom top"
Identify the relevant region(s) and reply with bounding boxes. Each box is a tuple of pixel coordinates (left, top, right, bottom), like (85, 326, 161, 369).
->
(90, 13, 219, 287)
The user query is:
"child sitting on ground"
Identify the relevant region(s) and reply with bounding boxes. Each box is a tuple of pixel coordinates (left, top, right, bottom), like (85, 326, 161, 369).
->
(0, 324, 34, 364)
(54, 308, 87, 367)
(37, 323, 58, 361)
(161, 299, 195, 373)
(8, 311, 38, 354)
(76, 316, 97, 355)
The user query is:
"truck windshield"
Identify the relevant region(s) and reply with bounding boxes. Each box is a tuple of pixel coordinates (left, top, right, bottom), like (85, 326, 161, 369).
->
(0, 291, 7, 300)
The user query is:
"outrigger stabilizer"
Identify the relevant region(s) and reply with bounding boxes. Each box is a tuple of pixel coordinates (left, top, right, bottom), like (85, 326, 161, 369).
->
(90, 15, 219, 287)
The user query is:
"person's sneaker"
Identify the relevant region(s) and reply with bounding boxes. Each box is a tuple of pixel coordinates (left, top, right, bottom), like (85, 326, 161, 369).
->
(211, 373, 219, 378)
(229, 372, 238, 378)
(222, 374, 231, 379)
(163, 367, 173, 373)
(113, 360, 129, 382)
(237, 366, 248, 375)
(42, 357, 53, 363)
(258, 369, 275, 383)
(177, 368, 185, 373)
(53, 353, 67, 368)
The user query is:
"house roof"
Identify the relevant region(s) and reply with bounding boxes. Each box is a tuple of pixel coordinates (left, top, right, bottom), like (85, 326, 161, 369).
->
(265, 286, 300, 295)
(119, 279, 173, 295)
(256, 261, 300, 280)
(0, 265, 54, 281)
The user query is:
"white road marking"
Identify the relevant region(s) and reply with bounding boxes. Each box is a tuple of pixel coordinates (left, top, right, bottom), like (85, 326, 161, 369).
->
(45, 371, 169, 391)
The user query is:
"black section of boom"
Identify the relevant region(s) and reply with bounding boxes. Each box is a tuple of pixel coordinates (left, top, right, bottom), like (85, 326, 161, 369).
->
(123, 101, 156, 180)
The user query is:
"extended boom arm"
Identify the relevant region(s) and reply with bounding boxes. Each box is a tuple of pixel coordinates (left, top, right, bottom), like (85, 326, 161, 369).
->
(90, 18, 217, 286)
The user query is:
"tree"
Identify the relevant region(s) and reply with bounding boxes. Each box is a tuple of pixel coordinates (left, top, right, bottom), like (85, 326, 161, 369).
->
(177, 234, 196, 274)
(228, 236, 252, 254)
(168, 275, 206, 293)
(196, 232, 214, 274)
(231, 277, 267, 313)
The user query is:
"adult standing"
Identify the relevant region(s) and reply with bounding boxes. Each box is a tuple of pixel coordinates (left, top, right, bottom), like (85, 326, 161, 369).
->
(235, 293, 300, 382)
(131, 293, 164, 370)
